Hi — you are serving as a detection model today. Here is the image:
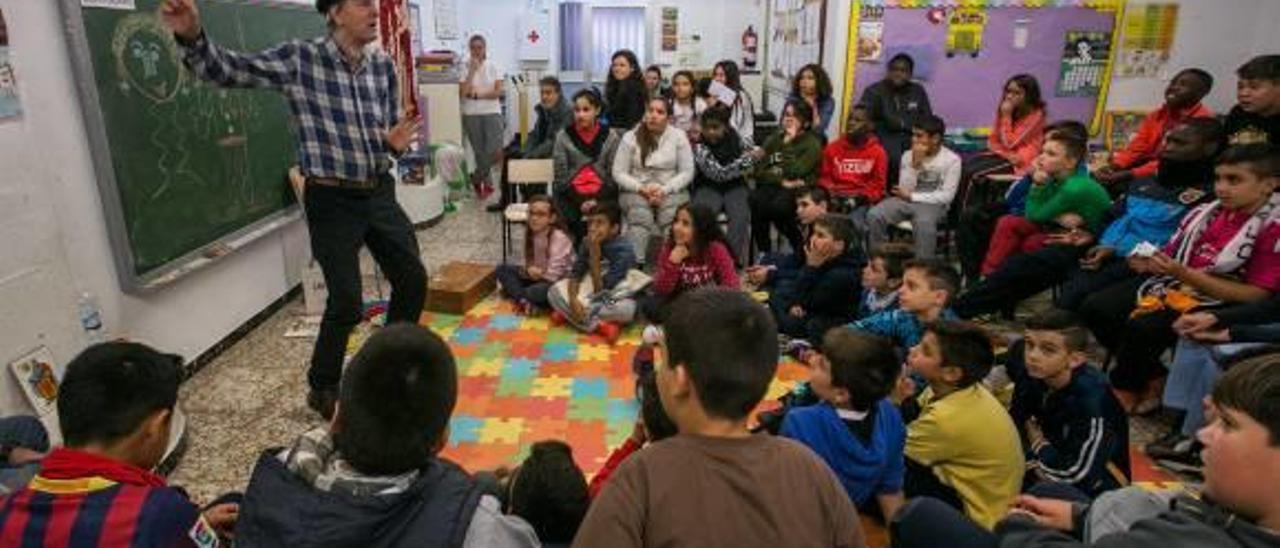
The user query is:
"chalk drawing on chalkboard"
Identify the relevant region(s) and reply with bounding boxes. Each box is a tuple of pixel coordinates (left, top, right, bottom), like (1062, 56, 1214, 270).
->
(111, 15, 184, 104)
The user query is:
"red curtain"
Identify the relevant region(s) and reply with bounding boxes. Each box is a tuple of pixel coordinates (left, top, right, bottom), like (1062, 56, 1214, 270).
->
(379, 0, 418, 116)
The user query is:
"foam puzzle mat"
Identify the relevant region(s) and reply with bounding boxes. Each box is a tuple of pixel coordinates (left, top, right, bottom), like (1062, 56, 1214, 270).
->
(406, 296, 1173, 489)
(417, 296, 808, 477)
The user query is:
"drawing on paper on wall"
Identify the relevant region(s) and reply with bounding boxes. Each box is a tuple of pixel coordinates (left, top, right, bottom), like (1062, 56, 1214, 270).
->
(434, 0, 459, 40)
(767, 0, 825, 98)
(1056, 30, 1111, 97)
(0, 8, 22, 122)
(1116, 3, 1178, 78)
(661, 7, 678, 53)
(8, 347, 60, 419)
(946, 7, 986, 58)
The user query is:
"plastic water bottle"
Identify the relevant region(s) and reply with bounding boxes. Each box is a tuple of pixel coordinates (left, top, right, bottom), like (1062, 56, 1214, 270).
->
(78, 292, 104, 343)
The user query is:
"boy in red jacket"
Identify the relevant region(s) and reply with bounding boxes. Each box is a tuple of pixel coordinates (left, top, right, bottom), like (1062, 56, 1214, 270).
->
(1095, 68, 1213, 188)
(820, 105, 889, 228)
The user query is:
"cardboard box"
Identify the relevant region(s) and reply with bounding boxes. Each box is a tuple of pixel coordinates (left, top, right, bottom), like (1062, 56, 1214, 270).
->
(427, 262, 497, 315)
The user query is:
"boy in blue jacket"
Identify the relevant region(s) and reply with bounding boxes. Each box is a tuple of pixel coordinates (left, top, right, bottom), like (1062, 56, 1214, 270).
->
(781, 328, 906, 521)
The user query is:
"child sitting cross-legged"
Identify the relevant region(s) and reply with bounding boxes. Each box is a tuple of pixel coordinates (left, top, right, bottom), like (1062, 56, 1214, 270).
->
(1007, 309, 1131, 498)
(548, 203, 646, 344)
(640, 202, 740, 323)
(781, 328, 907, 521)
(898, 320, 1024, 530)
(573, 288, 866, 547)
(775, 214, 864, 345)
(0, 342, 239, 546)
(496, 194, 575, 314)
(859, 243, 914, 319)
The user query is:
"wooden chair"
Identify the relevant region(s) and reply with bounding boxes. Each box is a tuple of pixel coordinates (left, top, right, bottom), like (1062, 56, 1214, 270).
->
(501, 159, 555, 264)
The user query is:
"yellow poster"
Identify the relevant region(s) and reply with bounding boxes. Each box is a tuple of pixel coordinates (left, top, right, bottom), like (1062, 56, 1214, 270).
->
(947, 7, 987, 57)
(1117, 3, 1179, 77)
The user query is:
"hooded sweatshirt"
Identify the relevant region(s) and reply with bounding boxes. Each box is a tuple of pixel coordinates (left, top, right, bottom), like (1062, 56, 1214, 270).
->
(818, 134, 890, 202)
(781, 399, 906, 506)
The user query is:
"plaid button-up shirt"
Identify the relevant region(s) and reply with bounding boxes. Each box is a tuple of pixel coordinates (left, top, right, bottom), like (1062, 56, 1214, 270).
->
(178, 32, 401, 182)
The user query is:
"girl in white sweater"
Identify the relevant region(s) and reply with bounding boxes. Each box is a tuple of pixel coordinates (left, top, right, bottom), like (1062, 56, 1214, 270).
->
(613, 97, 696, 265)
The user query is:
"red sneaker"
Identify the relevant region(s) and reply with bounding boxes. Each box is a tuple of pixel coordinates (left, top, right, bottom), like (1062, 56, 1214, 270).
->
(596, 321, 621, 345)
(550, 310, 568, 326)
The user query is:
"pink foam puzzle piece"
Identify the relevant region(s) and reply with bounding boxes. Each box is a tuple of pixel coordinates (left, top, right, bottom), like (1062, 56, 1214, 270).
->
(479, 417, 526, 445)
(524, 397, 569, 419)
(458, 376, 498, 398)
(530, 376, 574, 399)
(506, 342, 544, 360)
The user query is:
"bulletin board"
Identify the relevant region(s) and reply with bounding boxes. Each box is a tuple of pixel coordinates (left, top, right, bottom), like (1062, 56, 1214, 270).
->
(841, 1, 1124, 136)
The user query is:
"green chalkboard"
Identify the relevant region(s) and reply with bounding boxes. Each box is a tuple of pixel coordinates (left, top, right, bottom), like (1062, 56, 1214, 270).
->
(66, 0, 325, 288)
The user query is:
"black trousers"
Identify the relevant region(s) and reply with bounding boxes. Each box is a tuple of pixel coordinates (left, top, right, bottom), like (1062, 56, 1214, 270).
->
(750, 184, 804, 256)
(953, 245, 1081, 319)
(1056, 258, 1139, 311)
(305, 179, 428, 390)
(1077, 273, 1178, 392)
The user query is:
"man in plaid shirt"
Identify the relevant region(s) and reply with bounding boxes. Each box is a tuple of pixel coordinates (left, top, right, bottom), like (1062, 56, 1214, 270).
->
(161, 0, 425, 420)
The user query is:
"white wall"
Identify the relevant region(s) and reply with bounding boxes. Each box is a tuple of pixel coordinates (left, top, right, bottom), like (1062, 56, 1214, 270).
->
(1106, 0, 1280, 113)
(0, 0, 309, 414)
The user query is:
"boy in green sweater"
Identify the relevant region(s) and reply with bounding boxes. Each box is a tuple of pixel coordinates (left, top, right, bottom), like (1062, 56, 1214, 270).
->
(981, 132, 1110, 276)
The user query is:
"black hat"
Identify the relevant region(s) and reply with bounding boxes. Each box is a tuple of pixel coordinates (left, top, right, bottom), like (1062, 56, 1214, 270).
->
(316, 0, 340, 14)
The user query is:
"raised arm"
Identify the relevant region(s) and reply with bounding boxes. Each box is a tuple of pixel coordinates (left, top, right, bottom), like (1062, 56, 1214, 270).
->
(162, 0, 300, 90)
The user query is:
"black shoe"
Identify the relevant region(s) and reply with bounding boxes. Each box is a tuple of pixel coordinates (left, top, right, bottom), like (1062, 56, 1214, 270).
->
(307, 388, 338, 421)
(1146, 432, 1194, 460)
(486, 202, 506, 212)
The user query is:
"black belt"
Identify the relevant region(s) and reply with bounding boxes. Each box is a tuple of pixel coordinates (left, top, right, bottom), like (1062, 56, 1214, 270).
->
(306, 175, 384, 190)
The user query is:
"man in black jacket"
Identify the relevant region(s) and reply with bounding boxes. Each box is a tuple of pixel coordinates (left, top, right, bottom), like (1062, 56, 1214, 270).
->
(858, 53, 933, 186)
